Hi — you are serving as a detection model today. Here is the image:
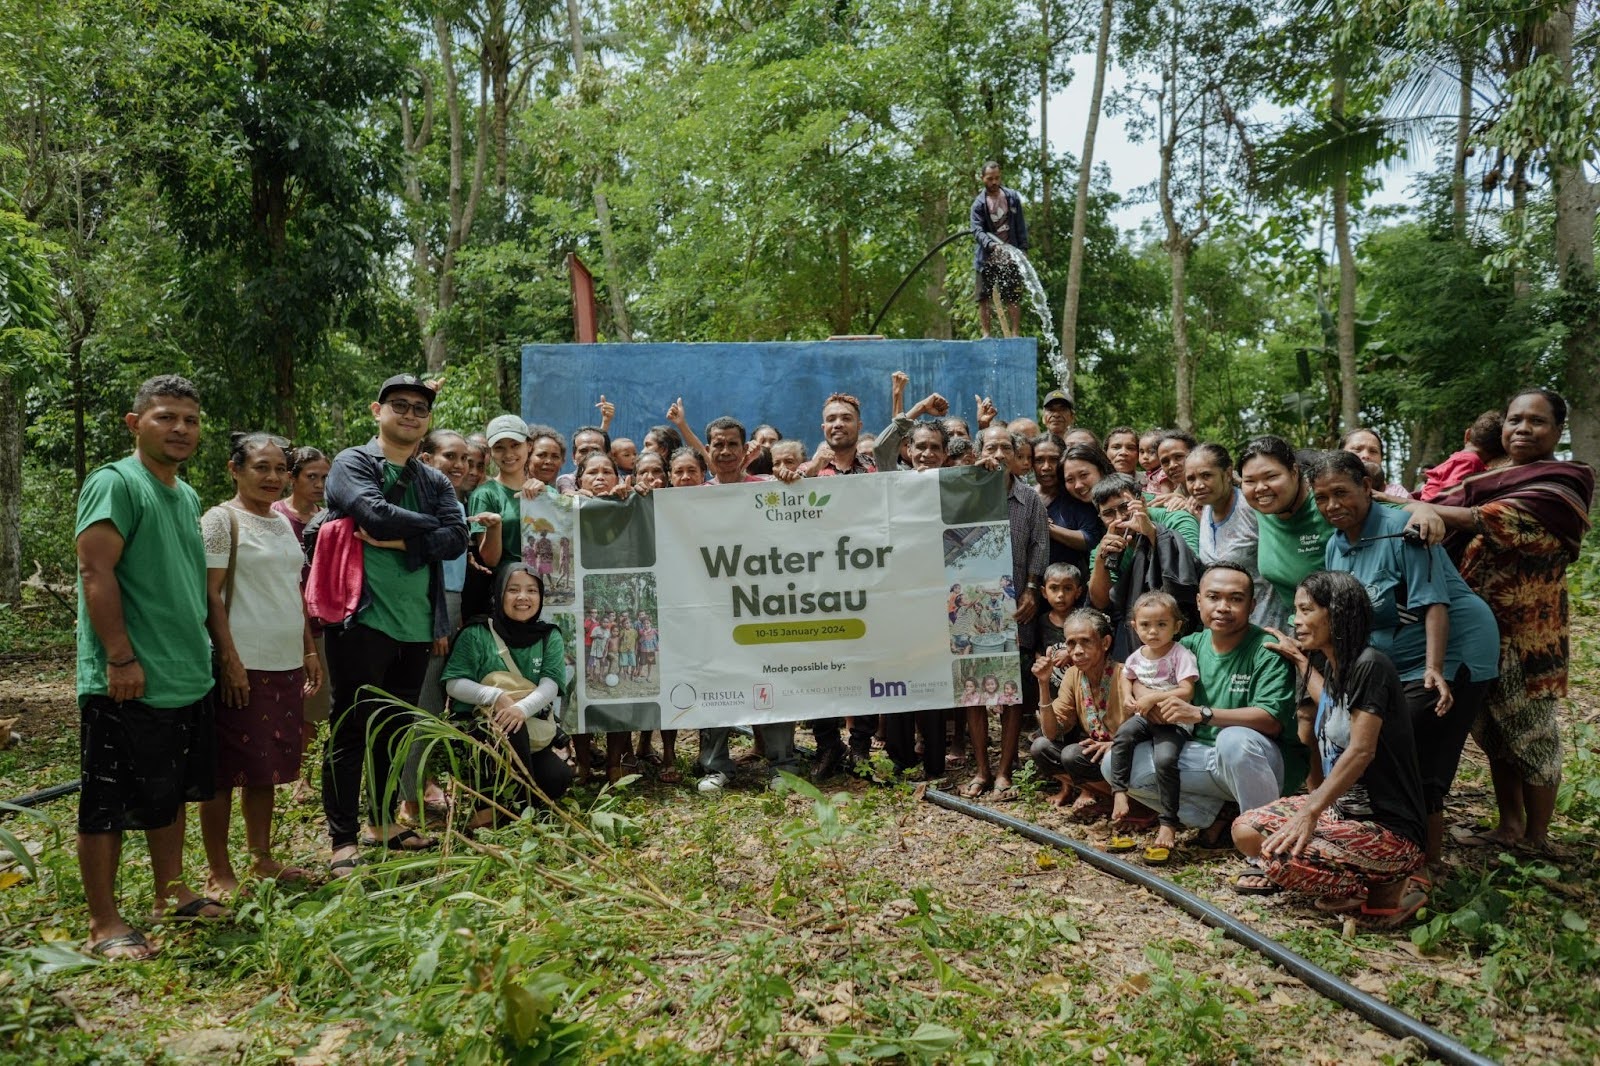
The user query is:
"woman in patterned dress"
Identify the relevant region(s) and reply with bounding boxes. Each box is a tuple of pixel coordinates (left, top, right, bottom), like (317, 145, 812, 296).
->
(1430, 389, 1594, 854)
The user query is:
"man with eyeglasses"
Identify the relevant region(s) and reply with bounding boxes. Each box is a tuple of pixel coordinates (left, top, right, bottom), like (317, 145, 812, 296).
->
(1086, 473, 1201, 663)
(320, 374, 468, 877)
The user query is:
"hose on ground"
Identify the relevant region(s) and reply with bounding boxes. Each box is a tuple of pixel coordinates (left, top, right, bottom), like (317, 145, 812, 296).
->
(922, 787, 1498, 1066)
(3, 778, 81, 814)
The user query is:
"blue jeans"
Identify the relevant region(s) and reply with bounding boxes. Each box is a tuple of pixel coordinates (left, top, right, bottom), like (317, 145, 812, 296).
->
(1103, 726, 1285, 828)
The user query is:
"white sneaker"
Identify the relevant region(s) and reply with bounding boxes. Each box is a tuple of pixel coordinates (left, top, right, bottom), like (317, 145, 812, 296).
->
(697, 772, 729, 793)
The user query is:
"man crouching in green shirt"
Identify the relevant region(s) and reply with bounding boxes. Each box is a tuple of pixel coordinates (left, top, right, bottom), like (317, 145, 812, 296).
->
(1104, 563, 1306, 852)
(75, 375, 221, 959)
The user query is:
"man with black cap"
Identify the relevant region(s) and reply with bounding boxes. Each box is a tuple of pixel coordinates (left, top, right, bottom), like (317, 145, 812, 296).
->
(1040, 389, 1075, 438)
(321, 374, 468, 876)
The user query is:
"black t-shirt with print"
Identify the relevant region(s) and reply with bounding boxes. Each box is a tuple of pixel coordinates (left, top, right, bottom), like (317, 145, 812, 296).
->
(1315, 646, 1427, 847)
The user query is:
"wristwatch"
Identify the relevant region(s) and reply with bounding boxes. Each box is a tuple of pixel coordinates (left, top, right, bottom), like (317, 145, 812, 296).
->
(1199, 706, 1214, 725)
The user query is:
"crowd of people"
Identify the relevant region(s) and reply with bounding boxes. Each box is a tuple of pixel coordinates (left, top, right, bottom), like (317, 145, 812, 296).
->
(71, 368, 1591, 959)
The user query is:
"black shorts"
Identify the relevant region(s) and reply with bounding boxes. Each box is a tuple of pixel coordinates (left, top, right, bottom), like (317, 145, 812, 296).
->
(78, 693, 216, 834)
(974, 261, 1024, 305)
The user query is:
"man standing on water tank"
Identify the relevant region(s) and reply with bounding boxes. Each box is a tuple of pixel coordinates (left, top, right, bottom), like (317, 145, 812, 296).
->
(971, 160, 1028, 339)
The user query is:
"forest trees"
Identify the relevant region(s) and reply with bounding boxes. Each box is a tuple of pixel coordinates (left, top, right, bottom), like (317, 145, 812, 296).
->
(1118, 0, 1263, 432)
(2, 0, 1598, 604)
(116, 0, 410, 435)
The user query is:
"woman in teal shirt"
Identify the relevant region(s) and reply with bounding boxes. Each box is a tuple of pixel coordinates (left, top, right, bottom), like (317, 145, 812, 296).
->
(443, 564, 572, 825)
(1307, 450, 1498, 869)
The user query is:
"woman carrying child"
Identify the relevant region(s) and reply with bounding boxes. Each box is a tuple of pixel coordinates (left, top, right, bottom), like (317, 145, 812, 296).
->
(1104, 591, 1200, 864)
(441, 564, 573, 825)
(1233, 571, 1428, 927)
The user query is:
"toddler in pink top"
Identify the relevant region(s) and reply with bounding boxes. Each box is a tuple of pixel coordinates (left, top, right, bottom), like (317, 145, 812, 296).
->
(1106, 592, 1199, 859)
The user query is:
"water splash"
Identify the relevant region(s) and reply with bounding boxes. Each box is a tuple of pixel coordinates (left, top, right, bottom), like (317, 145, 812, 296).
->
(990, 247, 1064, 388)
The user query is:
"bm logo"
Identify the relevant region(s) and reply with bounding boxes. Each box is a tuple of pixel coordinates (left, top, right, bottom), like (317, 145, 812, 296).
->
(869, 678, 907, 698)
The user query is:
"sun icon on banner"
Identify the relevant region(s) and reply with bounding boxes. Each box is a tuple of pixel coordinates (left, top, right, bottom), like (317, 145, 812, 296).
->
(762, 491, 781, 507)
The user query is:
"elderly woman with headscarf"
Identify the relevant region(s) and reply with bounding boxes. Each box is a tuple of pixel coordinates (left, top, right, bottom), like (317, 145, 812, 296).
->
(442, 563, 574, 827)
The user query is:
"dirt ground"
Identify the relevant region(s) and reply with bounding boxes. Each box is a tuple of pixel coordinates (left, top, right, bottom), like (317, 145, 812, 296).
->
(3, 620, 1598, 1063)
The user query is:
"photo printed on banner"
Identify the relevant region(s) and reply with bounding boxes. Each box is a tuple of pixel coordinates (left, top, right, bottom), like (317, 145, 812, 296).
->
(522, 488, 576, 607)
(580, 571, 661, 700)
(943, 524, 1019, 658)
(952, 655, 1023, 708)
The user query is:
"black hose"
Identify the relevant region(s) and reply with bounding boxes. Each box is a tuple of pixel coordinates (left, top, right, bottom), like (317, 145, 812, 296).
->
(4, 779, 81, 813)
(923, 787, 1499, 1066)
(867, 230, 974, 335)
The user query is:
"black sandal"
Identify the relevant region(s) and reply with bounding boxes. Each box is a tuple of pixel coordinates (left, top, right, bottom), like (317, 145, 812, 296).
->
(364, 828, 437, 852)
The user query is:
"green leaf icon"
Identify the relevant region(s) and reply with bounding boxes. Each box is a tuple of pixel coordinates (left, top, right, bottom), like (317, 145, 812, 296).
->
(807, 491, 817, 505)
(816, 494, 830, 507)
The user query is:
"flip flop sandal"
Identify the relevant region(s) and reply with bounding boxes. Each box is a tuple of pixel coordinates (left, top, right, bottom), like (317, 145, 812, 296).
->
(328, 855, 362, 879)
(1512, 837, 1573, 859)
(1449, 825, 1509, 849)
(159, 896, 230, 923)
(1358, 888, 1427, 929)
(361, 828, 438, 852)
(959, 778, 993, 799)
(993, 782, 1020, 802)
(658, 769, 684, 784)
(1104, 836, 1138, 854)
(1313, 894, 1367, 914)
(1142, 845, 1173, 866)
(87, 930, 160, 960)
(1230, 871, 1283, 896)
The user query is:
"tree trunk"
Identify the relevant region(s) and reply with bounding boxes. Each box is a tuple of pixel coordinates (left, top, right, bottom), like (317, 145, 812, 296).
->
(1059, 0, 1112, 398)
(1037, 0, 1051, 261)
(923, 189, 952, 338)
(1451, 45, 1474, 238)
(253, 159, 296, 432)
(593, 185, 632, 341)
(567, 0, 630, 341)
(1168, 239, 1193, 432)
(1330, 50, 1359, 431)
(1544, 4, 1600, 474)
(0, 371, 21, 605)
(1156, 23, 1195, 433)
(831, 223, 853, 335)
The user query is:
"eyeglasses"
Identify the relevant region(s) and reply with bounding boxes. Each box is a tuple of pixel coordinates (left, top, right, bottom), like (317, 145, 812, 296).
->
(1098, 499, 1135, 520)
(386, 398, 432, 417)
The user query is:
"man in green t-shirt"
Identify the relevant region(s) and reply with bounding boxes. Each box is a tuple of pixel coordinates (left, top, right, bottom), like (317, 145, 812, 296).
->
(1104, 563, 1304, 848)
(321, 374, 468, 876)
(75, 374, 221, 959)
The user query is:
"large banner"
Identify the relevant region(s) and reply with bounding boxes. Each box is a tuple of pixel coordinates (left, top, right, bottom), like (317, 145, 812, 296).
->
(521, 468, 1024, 733)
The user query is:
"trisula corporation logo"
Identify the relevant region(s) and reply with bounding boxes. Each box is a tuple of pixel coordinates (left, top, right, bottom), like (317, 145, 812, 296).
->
(752, 488, 831, 524)
(669, 683, 697, 710)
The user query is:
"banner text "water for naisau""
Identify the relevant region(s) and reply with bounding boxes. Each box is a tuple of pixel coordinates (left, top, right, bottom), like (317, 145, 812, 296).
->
(698, 536, 894, 619)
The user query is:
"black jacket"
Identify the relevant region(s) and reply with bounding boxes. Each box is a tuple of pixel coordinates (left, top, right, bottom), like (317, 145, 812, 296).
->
(325, 439, 468, 640)
(1108, 526, 1201, 663)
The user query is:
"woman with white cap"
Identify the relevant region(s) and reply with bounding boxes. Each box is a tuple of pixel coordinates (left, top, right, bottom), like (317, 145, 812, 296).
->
(464, 414, 528, 618)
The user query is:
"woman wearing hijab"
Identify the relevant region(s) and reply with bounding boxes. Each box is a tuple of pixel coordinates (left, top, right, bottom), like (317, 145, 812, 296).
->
(442, 564, 574, 826)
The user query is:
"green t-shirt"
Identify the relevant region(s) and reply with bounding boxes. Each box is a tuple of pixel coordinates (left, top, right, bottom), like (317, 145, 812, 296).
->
(1150, 506, 1200, 555)
(74, 456, 213, 708)
(441, 622, 566, 717)
(1255, 491, 1332, 610)
(1181, 626, 1307, 793)
(468, 479, 522, 565)
(358, 462, 432, 644)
